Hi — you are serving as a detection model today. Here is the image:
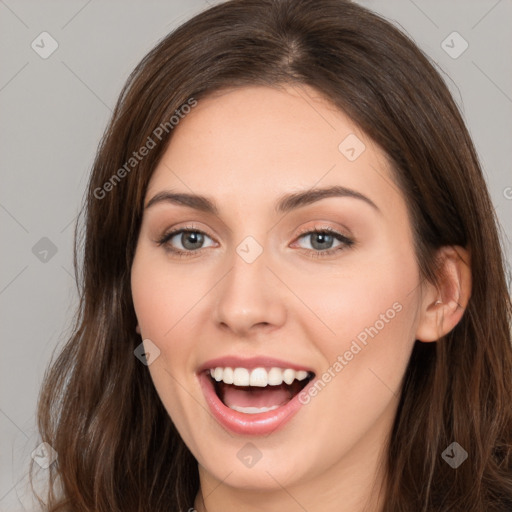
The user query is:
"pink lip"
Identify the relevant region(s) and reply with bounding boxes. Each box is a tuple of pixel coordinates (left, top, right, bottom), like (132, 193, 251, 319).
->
(197, 355, 314, 373)
(198, 370, 314, 435)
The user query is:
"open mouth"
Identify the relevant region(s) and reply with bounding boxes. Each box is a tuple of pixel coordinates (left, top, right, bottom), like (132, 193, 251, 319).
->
(207, 368, 315, 414)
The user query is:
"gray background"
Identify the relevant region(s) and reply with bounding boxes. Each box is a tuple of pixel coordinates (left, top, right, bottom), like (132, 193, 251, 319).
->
(1, 0, 511, 510)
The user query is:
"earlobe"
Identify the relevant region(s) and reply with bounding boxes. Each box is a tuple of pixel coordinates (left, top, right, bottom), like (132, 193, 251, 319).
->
(136, 324, 141, 334)
(415, 246, 472, 343)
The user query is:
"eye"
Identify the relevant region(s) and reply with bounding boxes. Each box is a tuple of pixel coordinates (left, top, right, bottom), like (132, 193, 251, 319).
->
(156, 226, 216, 257)
(293, 226, 354, 258)
(156, 225, 355, 259)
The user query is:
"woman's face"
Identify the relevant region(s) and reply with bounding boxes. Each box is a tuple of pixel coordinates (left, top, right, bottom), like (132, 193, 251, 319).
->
(131, 84, 426, 494)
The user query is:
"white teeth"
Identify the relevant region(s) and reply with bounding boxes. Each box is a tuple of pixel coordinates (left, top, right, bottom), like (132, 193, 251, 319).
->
(229, 404, 280, 414)
(208, 366, 311, 387)
(232, 367, 250, 386)
(222, 366, 234, 384)
(283, 368, 295, 385)
(296, 370, 308, 380)
(249, 367, 268, 387)
(268, 367, 283, 385)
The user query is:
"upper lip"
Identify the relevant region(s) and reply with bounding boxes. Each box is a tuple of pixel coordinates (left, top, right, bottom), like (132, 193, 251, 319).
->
(197, 356, 315, 374)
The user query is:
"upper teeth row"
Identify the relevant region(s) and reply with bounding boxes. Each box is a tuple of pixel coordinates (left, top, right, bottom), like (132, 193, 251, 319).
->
(209, 367, 310, 387)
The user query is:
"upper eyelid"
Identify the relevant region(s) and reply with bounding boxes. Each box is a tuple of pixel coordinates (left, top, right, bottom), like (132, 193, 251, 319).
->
(158, 226, 214, 243)
(295, 224, 351, 237)
(144, 194, 376, 241)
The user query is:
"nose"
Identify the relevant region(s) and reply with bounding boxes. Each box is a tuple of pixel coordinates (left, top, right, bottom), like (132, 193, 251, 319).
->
(213, 243, 287, 338)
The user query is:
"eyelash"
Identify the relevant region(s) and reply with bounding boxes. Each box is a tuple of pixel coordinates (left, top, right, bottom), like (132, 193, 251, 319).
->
(156, 225, 355, 259)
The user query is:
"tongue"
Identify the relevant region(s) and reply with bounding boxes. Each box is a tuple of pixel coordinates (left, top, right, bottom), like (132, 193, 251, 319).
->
(220, 382, 292, 409)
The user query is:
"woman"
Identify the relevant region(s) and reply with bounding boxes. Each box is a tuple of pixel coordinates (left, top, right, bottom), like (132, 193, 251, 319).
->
(33, 0, 512, 510)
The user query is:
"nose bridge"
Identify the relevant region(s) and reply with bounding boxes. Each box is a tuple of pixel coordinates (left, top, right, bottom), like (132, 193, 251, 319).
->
(214, 234, 286, 335)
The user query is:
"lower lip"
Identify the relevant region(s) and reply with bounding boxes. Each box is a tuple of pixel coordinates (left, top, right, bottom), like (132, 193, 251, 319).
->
(198, 371, 311, 436)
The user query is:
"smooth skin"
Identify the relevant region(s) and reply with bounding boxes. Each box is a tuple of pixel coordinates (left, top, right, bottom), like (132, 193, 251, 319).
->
(130, 84, 471, 512)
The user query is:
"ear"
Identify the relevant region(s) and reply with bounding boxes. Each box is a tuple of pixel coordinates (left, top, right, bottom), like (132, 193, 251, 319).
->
(135, 324, 141, 334)
(415, 245, 471, 342)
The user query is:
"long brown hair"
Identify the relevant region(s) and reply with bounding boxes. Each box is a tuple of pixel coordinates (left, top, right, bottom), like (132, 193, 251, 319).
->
(33, 0, 512, 510)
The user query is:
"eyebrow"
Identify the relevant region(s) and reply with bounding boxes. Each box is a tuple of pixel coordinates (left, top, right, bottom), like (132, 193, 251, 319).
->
(144, 185, 380, 215)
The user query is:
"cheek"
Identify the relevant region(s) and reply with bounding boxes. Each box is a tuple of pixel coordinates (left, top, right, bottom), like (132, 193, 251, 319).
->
(295, 251, 417, 335)
(291, 262, 419, 461)
(131, 250, 201, 435)
(131, 248, 193, 391)
(131, 247, 205, 339)
(290, 247, 420, 387)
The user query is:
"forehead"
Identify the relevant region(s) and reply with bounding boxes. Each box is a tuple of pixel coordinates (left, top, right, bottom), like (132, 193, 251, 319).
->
(146, 84, 402, 216)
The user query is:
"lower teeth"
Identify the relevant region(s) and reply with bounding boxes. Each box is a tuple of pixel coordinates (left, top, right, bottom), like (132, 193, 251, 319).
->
(229, 404, 280, 414)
